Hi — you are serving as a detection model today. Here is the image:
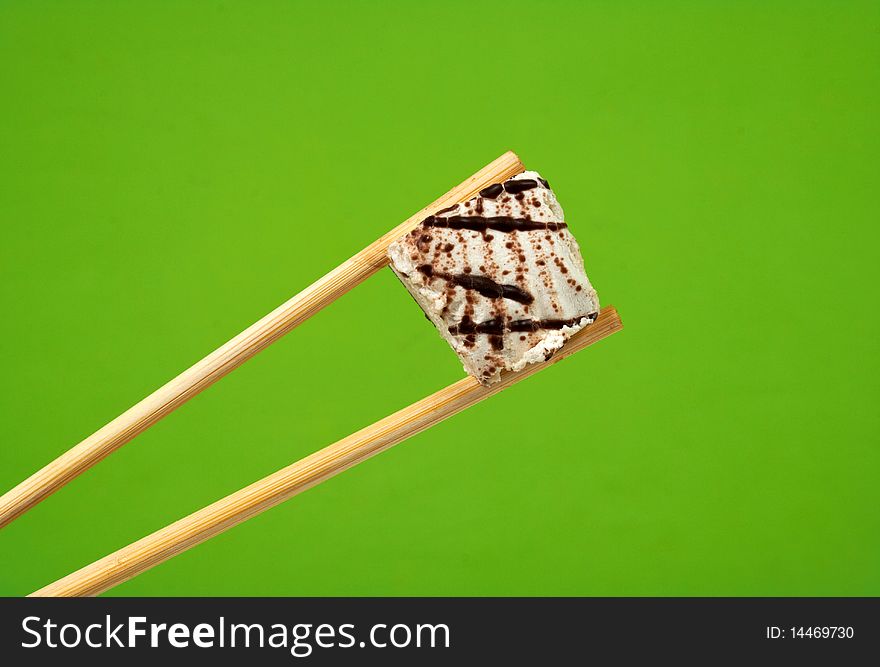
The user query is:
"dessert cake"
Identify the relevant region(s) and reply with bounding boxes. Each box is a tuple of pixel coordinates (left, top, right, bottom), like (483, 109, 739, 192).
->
(388, 170, 599, 385)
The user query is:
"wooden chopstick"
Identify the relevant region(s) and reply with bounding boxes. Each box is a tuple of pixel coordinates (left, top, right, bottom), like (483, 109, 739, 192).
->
(0, 151, 525, 529)
(30, 306, 622, 596)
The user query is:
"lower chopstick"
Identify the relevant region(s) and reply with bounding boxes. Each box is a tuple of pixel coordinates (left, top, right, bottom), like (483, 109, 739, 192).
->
(31, 306, 622, 597)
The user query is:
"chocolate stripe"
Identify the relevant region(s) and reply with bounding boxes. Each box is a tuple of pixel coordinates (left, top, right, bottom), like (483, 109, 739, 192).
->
(423, 215, 568, 233)
(417, 266, 534, 305)
(448, 316, 504, 336)
(449, 314, 597, 336)
(502, 178, 538, 194)
(479, 183, 504, 199)
(508, 314, 597, 331)
(480, 177, 549, 199)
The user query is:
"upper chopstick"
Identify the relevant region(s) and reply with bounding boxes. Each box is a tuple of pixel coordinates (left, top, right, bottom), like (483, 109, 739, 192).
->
(0, 151, 525, 529)
(31, 306, 622, 597)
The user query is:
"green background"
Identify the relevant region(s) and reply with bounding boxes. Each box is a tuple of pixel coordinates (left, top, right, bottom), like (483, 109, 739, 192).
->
(1, 1, 877, 597)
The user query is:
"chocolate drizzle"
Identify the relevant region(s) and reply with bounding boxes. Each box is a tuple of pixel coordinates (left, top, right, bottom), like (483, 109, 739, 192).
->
(448, 316, 504, 335)
(479, 177, 546, 199)
(423, 215, 567, 233)
(448, 313, 597, 336)
(502, 178, 538, 194)
(509, 314, 597, 331)
(418, 266, 534, 304)
(479, 183, 504, 199)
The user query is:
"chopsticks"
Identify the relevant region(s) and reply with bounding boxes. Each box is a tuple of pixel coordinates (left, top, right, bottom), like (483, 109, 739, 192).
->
(31, 306, 622, 596)
(0, 151, 525, 529)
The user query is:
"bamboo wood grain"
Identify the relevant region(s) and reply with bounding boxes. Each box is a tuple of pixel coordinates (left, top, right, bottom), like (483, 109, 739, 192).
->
(0, 151, 525, 529)
(31, 306, 622, 597)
